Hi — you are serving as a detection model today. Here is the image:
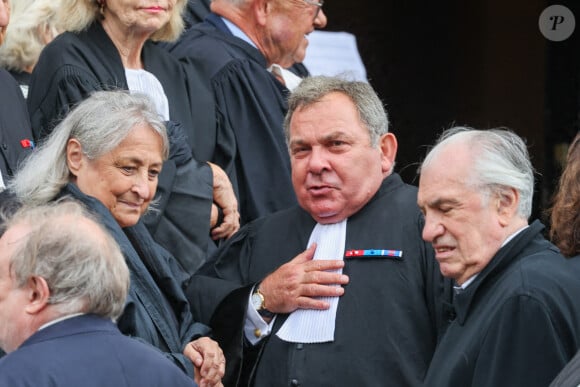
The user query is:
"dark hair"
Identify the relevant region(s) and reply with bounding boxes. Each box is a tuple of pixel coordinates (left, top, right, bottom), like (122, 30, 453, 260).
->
(549, 132, 580, 257)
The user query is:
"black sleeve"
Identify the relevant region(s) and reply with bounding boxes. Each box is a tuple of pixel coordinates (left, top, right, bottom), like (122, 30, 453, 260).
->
(142, 121, 214, 276)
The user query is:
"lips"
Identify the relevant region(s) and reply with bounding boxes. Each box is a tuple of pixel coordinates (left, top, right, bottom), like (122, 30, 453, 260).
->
(433, 245, 456, 262)
(119, 200, 144, 209)
(306, 184, 335, 196)
(142, 6, 165, 12)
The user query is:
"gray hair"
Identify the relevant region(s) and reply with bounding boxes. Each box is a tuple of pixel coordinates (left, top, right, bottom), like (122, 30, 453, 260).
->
(4, 200, 130, 319)
(283, 75, 389, 147)
(56, 0, 187, 42)
(420, 126, 535, 218)
(0, 0, 61, 72)
(9, 90, 169, 206)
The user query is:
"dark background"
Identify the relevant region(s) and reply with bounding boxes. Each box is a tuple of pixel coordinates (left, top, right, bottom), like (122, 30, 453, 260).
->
(322, 0, 580, 222)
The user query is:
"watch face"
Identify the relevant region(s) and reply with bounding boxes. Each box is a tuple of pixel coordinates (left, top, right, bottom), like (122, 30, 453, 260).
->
(251, 293, 263, 310)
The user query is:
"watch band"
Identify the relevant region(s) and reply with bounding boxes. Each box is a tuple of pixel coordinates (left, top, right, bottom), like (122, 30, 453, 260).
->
(254, 286, 275, 318)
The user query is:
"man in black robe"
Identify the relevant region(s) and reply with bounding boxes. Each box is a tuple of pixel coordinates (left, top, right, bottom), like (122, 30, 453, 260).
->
(189, 76, 453, 386)
(418, 127, 580, 387)
(167, 0, 326, 224)
(183, 0, 210, 29)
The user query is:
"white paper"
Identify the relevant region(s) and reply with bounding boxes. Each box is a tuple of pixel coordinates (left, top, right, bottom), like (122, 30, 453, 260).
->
(304, 30, 368, 82)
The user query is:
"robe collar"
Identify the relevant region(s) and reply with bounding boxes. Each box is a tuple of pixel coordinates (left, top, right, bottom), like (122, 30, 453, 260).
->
(452, 220, 547, 325)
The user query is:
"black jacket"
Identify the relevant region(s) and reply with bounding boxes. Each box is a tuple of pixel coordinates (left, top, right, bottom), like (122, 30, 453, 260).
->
(424, 222, 580, 387)
(0, 69, 33, 181)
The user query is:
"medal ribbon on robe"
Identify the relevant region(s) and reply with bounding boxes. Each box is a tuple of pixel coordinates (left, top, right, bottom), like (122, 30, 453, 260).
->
(276, 219, 347, 343)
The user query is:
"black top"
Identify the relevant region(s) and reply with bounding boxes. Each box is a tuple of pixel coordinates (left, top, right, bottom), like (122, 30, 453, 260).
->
(0, 69, 33, 181)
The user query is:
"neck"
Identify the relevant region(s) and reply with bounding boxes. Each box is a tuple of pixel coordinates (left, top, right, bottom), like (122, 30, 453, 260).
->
(100, 20, 148, 69)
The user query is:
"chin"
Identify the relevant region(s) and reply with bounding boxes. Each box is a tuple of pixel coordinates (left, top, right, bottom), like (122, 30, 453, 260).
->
(312, 211, 343, 224)
(115, 217, 140, 228)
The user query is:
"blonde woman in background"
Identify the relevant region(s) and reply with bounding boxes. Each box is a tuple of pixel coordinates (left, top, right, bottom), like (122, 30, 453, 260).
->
(0, 0, 61, 97)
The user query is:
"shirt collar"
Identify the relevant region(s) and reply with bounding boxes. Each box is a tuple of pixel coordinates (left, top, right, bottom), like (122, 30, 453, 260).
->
(220, 16, 257, 49)
(457, 225, 530, 290)
(38, 313, 85, 331)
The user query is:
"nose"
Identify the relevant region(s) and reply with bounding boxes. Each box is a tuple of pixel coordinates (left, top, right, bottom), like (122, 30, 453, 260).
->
(132, 172, 151, 199)
(314, 8, 327, 28)
(307, 147, 329, 175)
(421, 213, 444, 243)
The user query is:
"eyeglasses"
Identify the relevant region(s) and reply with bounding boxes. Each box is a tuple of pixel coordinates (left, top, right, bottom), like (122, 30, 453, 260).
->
(303, 0, 324, 19)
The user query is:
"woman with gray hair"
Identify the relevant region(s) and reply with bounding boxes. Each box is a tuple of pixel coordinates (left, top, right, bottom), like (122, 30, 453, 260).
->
(27, 0, 240, 276)
(9, 90, 226, 386)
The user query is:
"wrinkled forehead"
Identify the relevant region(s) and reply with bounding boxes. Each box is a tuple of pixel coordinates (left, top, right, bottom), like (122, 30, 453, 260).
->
(0, 222, 29, 264)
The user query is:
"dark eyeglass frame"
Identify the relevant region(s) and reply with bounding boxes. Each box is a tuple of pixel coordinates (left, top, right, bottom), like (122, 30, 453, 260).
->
(303, 0, 324, 19)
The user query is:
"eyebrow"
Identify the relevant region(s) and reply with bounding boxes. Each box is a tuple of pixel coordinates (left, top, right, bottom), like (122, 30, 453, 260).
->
(427, 197, 461, 208)
(117, 156, 163, 167)
(290, 131, 352, 146)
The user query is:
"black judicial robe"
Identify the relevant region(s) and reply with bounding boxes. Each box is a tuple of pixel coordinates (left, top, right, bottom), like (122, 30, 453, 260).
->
(168, 13, 298, 225)
(0, 69, 34, 181)
(424, 222, 580, 387)
(26, 22, 218, 275)
(190, 174, 453, 386)
(27, 21, 217, 162)
(183, 0, 211, 29)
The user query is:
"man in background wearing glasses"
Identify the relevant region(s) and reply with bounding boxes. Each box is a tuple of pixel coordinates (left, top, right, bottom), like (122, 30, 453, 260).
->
(166, 0, 327, 227)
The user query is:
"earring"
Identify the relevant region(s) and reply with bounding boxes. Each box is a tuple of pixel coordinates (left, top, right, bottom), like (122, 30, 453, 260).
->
(98, 0, 105, 16)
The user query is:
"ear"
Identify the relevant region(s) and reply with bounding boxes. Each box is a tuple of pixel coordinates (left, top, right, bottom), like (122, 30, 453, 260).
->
(24, 276, 50, 315)
(66, 138, 83, 178)
(379, 132, 398, 174)
(253, 0, 270, 26)
(496, 187, 520, 226)
(38, 24, 54, 45)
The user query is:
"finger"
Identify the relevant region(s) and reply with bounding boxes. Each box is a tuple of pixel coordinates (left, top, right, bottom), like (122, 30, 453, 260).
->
(304, 259, 346, 272)
(211, 220, 237, 240)
(301, 282, 346, 297)
(212, 227, 236, 240)
(289, 243, 317, 264)
(295, 290, 344, 310)
(304, 270, 349, 285)
(199, 351, 224, 381)
(185, 342, 204, 367)
(201, 358, 224, 385)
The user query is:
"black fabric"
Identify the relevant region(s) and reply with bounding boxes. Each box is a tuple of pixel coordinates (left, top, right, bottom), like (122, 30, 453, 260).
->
(59, 184, 211, 377)
(189, 174, 453, 387)
(424, 222, 580, 387)
(7, 70, 30, 87)
(27, 21, 217, 162)
(167, 13, 299, 225)
(0, 69, 33, 180)
(551, 335, 580, 387)
(27, 22, 218, 275)
(183, 0, 211, 29)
